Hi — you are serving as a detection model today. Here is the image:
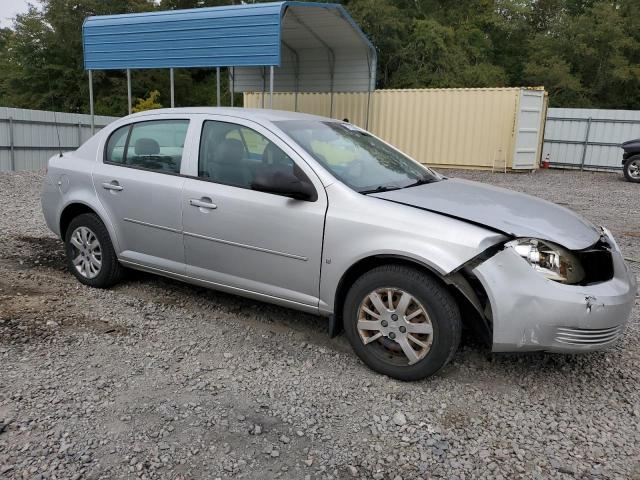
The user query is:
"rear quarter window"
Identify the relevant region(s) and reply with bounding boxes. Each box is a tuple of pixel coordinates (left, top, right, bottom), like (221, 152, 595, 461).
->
(105, 125, 129, 164)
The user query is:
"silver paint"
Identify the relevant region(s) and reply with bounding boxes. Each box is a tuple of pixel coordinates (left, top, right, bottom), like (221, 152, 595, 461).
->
(183, 231, 309, 262)
(40, 107, 637, 355)
(371, 178, 601, 251)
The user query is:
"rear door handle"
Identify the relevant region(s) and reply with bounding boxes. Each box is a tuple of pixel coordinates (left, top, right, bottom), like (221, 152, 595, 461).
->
(189, 198, 217, 209)
(102, 181, 123, 191)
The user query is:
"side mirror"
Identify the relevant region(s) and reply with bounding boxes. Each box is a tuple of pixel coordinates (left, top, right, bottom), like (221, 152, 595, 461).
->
(251, 169, 317, 201)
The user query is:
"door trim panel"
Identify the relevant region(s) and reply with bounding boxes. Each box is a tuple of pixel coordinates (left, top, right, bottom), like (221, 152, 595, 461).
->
(184, 230, 309, 261)
(123, 217, 182, 234)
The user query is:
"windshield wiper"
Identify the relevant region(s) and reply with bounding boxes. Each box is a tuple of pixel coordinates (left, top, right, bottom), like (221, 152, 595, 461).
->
(402, 177, 440, 189)
(359, 185, 402, 195)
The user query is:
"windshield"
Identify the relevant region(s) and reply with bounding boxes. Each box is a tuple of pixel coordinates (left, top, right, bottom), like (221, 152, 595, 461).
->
(275, 120, 441, 193)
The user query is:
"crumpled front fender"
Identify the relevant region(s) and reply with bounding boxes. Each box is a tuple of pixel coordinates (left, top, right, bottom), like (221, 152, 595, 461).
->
(472, 235, 636, 352)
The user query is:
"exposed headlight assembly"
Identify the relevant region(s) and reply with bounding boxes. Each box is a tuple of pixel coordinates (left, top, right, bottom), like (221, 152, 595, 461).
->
(508, 238, 585, 284)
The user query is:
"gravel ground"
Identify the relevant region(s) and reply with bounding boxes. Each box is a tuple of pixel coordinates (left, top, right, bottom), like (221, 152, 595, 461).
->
(0, 168, 638, 480)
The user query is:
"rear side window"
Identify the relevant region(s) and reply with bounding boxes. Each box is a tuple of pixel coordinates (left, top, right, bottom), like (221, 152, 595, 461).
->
(104, 120, 189, 174)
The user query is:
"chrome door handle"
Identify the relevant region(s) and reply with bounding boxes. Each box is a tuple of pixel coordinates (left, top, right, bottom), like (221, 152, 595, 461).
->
(102, 182, 123, 191)
(189, 198, 217, 209)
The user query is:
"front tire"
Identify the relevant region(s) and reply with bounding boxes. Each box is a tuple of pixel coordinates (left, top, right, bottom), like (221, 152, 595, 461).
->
(64, 213, 124, 288)
(343, 265, 461, 381)
(624, 155, 640, 183)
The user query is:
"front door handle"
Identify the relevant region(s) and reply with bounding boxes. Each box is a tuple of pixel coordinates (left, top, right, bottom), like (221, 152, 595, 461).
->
(102, 181, 123, 191)
(189, 198, 217, 209)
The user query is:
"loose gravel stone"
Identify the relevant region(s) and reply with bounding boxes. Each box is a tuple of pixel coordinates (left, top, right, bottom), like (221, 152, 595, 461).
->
(393, 412, 407, 426)
(0, 168, 638, 479)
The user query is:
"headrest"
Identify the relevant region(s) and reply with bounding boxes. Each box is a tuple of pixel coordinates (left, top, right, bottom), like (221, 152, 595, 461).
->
(213, 138, 244, 165)
(134, 138, 160, 155)
(262, 142, 289, 165)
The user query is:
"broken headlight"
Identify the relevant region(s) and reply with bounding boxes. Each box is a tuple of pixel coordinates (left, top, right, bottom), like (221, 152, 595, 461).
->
(508, 238, 585, 284)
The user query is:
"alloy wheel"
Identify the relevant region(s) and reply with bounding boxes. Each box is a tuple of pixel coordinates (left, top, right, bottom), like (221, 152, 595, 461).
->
(628, 159, 640, 179)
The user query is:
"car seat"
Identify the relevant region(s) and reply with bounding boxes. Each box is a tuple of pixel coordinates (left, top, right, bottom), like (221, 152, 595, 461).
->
(207, 138, 250, 187)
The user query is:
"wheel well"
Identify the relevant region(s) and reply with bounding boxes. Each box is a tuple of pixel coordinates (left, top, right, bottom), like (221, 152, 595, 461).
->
(330, 255, 491, 341)
(59, 203, 97, 240)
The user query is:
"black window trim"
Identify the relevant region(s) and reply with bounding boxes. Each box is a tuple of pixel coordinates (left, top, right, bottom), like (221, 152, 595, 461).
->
(103, 118, 190, 177)
(196, 119, 319, 202)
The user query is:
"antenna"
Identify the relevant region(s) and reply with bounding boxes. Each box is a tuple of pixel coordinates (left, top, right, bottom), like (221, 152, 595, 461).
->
(45, 69, 63, 157)
(52, 109, 63, 158)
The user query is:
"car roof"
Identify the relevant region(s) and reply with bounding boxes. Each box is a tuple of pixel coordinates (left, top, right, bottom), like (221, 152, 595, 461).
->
(128, 107, 334, 123)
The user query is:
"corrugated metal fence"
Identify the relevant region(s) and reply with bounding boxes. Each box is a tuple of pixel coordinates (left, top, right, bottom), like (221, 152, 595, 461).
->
(543, 108, 640, 171)
(244, 88, 548, 171)
(5, 101, 636, 173)
(0, 107, 118, 171)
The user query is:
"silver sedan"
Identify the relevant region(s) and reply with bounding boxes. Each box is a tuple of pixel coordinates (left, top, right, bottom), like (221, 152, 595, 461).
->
(41, 108, 636, 381)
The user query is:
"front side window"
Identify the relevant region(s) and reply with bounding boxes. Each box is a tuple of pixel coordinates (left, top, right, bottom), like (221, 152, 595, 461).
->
(198, 120, 302, 190)
(104, 120, 189, 174)
(275, 120, 441, 193)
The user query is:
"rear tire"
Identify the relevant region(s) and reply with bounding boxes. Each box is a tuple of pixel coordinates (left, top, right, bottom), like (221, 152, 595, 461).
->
(64, 213, 124, 288)
(624, 155, 640, 183)
(343, 265, 461, 381)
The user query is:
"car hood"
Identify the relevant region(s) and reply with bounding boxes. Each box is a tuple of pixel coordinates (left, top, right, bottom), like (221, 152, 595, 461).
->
(371, 178, 601, 250)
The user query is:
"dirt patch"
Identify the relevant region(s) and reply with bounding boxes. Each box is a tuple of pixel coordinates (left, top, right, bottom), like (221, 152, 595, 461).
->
(0, 276, 126, 344)
(12, 235, 66, 270)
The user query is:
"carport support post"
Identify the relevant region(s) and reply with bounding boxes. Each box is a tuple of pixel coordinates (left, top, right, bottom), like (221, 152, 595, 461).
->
(230, 67, 234, 107)
(126, 69, 132, 115)
(261, 67, 266, 108)
(88, 70, 95, 135)
(580, 117, 592, 171)
(365, 89, 372, 130)
(269, 66, 274, 108)
(365, 53, 376, 130)
(329, 62, 334, 117)
(8, 117, 15, 171)
(282, 42, 299, 112)
(170, 68, 175, 108)
(216, 67, 221, 107)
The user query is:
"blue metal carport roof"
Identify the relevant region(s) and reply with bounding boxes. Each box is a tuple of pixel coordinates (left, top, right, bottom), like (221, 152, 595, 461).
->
(82, 1, 376, 92)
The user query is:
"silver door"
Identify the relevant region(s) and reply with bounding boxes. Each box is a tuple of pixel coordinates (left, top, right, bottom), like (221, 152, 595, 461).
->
(182, 118, 327, 309)
(93, 118, 192, 273)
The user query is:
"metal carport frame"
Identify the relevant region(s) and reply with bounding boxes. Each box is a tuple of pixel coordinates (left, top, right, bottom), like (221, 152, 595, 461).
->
(82, 1, 376, 133)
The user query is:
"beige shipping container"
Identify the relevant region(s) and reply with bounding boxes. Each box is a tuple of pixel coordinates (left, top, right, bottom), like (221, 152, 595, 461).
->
(244, 87, 547, 170)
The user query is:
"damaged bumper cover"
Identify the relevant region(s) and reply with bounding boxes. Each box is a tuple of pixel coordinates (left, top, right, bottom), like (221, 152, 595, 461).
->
(472, 229, 636, 353)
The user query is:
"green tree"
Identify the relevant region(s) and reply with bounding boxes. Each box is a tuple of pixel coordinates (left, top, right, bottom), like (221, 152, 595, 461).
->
(342, 0, 408, 88)
(523, 1, 640, 107)
(0, 0, 639, 112)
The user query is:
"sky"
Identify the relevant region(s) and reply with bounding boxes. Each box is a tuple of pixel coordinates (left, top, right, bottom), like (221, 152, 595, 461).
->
(0, 0, 33, 27)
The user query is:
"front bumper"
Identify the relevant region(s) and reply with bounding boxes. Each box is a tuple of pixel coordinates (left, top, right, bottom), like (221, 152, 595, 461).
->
(472, 231, 636, 353)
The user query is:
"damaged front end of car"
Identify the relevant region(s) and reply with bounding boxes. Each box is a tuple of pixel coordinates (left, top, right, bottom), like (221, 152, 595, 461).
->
(448, 227, 636, 353)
